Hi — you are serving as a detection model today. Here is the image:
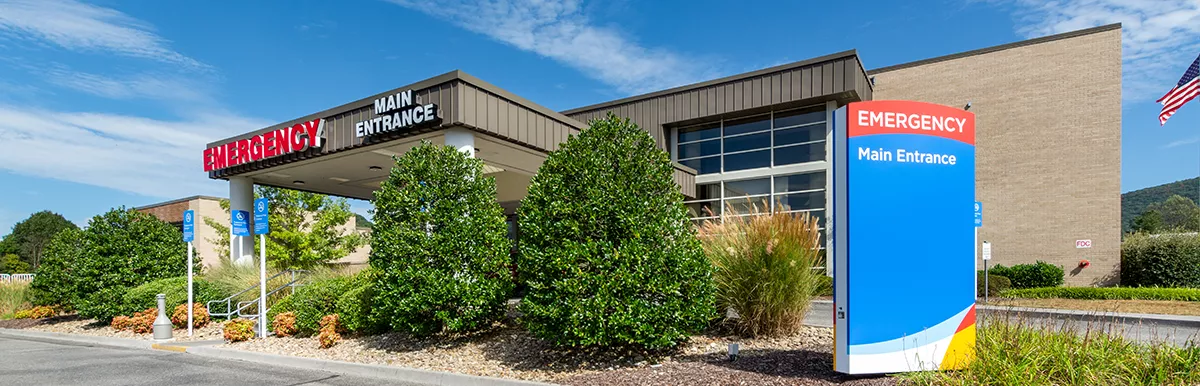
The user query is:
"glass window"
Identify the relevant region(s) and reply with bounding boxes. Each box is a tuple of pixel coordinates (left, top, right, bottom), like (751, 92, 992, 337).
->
(724, 115, 770, 136)
(686, 201, 719, 218)
(778, 191, 825, 211)
(723, 132, 770, 153)
(678, 140, 720, 159)
(724, 149, 770, 172)
(774, 107, 825, 129)
(774, 142, 825, 165)
(696, 183, 720, 200)
(724, 178, 770, 197)
(775, 172, 825, 193)
(678, 123, 719, 143)
(680, 156, 720, 175)
(774, 125, 824, 146)
(725, 197, 770, 215)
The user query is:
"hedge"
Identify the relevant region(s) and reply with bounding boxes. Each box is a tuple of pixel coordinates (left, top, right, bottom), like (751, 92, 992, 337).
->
(269, 270, 374, 335)
(369, 142, 512, 335)
(1001, 286, 1200, 301)
(977, 272, 1012, 297)
(517, 114, 716, 349)
(988, 261, 1064, 289)
(118, 277, 227, 320)
(1121, 233, 1200, 288)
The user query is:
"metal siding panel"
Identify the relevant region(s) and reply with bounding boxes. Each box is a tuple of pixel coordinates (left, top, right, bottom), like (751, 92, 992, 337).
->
(477, 88, 488, 132)
(782, 71, 793, 102)
(844, 59, 856, 95)
(487, 93, 499, 137)
(771, 73, 782, 104)
(698, 88, 707, 117)
(462, 86, 476, 127)
(732, 84, 742, 111)
(497, 99, 509, 139)
(833, 60, 845, 93)
(516, 106, 525, 143)
(753, 77, 763, 108)
(822, 63, 834, 95)
(809, 66, 820, 98)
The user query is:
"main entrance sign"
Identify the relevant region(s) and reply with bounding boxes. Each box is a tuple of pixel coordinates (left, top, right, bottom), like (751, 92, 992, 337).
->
(355, 89, 440, 138)
(203, 119, 326, 172)
(832, 100, 976, 374)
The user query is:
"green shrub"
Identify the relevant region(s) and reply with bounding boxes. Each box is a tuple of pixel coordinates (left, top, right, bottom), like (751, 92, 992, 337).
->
(902, 322, 1200, 385)
(111, 277, 226, 322)
(268, 273, 366, 335)
(224, 318, 256, 342)
(1121, 233, 1200, 288)
(699, 208, 825, 337)
(0, 254, 30, 274)
(31, 208, 191, 314)
(336, 282, 381, 333)
(978, 271, 1013, 297)
(1001, 286, 1200, 301)
(369, 142, 512, 335)
(990, 261, 1063, 289)
(517, 114, 717, 349)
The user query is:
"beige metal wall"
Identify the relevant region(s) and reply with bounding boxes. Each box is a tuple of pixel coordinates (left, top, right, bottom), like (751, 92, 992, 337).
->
(870, 25, 1122, 286)
(564, 52, 872, 149)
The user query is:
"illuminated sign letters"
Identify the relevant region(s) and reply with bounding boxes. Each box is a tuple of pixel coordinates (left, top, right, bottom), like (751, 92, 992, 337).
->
(355, 89, 439, 138)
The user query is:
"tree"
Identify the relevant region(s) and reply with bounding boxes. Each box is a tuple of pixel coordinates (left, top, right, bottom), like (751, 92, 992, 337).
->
(30, 208, 187, 320)
(204, 186, 367, 269)
(369, 142, 512, 335)
(1131, 209, 1164, 233)
(1147, 194, 1200, 231)
(5, 211, 77, 269)
(0, 253, 30, 274)
(517, 114, 717, 349)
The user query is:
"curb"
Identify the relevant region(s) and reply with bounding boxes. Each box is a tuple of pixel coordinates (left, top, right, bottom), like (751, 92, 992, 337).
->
(1, 328, 553, 386)
(811, 299, 1200, 329)
(186, 346, 555, 386)
(0, 328, 155, 350)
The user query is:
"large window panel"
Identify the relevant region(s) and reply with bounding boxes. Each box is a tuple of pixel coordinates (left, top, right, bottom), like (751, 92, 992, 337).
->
(686, 201, 719, 218)
(774, 107, 825, 129)
(724, 132, 770, 153)
(723, 178, 770, 197)
(680, 156, 721, 175)
(774, 125, 824, 146)
(774, 142, 825, 165)
(778, 191, 825, 211)
(724, 115, 770, 136)
(696, 183, 721, 200)
(678, 139, 720, 159)
(775, 172, 825, 193)
(725, 196, 771, 215)
(678, 124, 720, 143)
(724, 149, 770, 172)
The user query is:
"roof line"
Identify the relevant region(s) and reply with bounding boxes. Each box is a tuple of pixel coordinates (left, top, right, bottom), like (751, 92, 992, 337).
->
(134, 195, 225, 210)
(561, 50, 861, 115)
(868, 23, 1122, 74)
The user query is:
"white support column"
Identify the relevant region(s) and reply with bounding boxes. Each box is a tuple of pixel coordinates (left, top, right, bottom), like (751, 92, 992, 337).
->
(229, 176, 254, 266)
(445, 128, 475, 158)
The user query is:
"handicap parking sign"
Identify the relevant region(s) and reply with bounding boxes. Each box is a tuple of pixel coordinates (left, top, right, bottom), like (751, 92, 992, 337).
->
(232, 210, 250, 236)
(254, 198, 269, 235)
(183, 210, 195, 242)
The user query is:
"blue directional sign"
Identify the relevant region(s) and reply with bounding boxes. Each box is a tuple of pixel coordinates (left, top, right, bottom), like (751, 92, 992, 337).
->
(232, 210, 250, 236)
(253, 198, 270, 235)
(974, 202, 982, 228)
(182, 210, 195, 242)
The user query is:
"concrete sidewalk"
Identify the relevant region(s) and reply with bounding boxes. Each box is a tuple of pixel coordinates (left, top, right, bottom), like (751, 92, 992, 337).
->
(0, 328, 551, 386)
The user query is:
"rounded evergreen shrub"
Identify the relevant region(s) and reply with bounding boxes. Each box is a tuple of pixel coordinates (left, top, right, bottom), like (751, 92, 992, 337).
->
(369, 142, 512, 335)
(1002, 261, 1065, 289)
(267, 275, 356, 335)
(336, 281, 381, 333)
(1121, 233, 1200, 288)
(115, 277, 225, 322)
(977, 271, 1012, 297)
(517, 114, 717, 349)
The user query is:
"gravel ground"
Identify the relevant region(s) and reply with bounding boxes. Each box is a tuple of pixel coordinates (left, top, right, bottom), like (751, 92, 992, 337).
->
(21, 314, 228, 342)
(220, 323, 893, 385)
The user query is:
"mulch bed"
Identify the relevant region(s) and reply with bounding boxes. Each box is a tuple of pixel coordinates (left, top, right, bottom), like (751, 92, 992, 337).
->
(0, 314, 81, 329)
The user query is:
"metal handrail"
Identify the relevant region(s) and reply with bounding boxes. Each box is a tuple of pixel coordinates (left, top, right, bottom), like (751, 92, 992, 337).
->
(207, 269, 306, 319)
(233, 272, 308, 318)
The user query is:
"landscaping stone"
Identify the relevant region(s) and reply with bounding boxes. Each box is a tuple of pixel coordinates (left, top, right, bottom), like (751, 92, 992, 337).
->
(25, 315, 228, 342)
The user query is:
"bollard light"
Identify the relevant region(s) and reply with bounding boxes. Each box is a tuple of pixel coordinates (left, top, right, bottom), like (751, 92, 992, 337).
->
(728, 343, 739, 361)
(153, 294, 173, 340)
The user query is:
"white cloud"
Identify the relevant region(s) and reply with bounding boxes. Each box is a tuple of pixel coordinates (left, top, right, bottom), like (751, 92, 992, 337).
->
(1164, 136, 1200, 149)
(385, 0, 716, 94)
(1000, 0, 1200, 101)
(41, 66, 213, 103)
(0, 0, 204, 68)
(0, 106, 270, 199)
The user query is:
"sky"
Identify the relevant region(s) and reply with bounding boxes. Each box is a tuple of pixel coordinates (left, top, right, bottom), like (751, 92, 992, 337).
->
(0, 0, 1198, 235)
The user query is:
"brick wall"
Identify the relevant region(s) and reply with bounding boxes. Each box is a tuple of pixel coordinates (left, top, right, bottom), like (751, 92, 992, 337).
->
(136, 201, 189, 224)
(870, 27, 1122, 286)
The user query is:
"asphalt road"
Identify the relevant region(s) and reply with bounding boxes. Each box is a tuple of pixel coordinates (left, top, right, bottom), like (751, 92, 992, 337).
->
(0, 336, 422, 386)
(805, 301, 1200, 346)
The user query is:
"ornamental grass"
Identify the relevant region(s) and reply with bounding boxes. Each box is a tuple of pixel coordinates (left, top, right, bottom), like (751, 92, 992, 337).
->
(697, 202, 824, 337)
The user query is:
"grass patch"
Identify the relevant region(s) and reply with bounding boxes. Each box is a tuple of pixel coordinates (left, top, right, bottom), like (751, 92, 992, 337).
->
(0, 281, 32, 320)
(1001, 286, 1200, 301)
(903, 322, 1200, 385)
(990, 298, 1200, 316)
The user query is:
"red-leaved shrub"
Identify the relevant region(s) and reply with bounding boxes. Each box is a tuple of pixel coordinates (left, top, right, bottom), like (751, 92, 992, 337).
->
(171, 303, 210, 329)
(273, 311, 298, 337)
(223, 318, 256, 342)
(318, 314, 341, 349)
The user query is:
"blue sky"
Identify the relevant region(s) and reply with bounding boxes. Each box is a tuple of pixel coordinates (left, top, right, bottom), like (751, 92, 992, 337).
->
(0, 0, 1198, 235)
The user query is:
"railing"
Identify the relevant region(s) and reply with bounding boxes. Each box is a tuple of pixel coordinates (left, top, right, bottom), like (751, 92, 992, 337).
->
(0, 273, 35, 283)
(207, 270, 306, 320)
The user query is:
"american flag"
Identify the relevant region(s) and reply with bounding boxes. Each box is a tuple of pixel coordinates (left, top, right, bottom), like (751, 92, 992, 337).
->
(1158, 54, 1200, 125)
